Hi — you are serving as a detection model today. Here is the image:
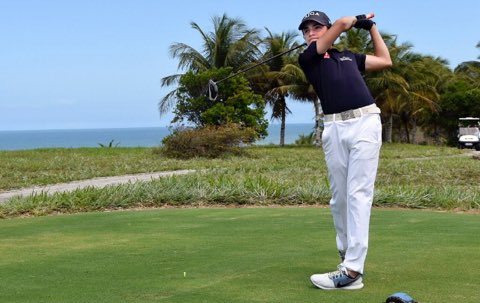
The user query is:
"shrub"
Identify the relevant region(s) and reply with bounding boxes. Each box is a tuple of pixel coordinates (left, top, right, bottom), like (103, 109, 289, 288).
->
(160, 124, 257, 159)
(294, 132, 315, 145)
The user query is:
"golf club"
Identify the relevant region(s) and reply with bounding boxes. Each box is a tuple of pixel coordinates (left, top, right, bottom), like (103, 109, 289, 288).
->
(207, 43, 307, 101)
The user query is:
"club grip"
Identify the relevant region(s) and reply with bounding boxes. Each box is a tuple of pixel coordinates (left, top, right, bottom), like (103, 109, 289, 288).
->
(356, 13, 375, 20)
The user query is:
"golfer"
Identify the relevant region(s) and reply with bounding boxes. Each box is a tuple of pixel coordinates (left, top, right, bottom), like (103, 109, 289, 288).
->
(297, 11, 392, 290)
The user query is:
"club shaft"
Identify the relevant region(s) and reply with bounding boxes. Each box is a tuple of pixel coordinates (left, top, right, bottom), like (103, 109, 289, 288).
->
(215, 43, 307, 84)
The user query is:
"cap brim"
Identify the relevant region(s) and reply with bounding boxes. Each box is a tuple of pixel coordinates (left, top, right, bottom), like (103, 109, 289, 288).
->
(298, 19, 326, 30)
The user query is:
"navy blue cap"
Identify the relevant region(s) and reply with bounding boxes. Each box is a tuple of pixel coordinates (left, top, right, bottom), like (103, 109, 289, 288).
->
(298, 11, 332, 30)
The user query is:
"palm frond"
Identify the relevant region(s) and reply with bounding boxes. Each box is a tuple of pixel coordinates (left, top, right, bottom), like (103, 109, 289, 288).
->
(169, 42, 210, 72)
(158, 89, 178, 116)
(160, 74, 182, 87)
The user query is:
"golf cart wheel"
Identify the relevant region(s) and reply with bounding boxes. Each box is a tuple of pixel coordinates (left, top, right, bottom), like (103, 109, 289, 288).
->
(475, 144, 480, 151)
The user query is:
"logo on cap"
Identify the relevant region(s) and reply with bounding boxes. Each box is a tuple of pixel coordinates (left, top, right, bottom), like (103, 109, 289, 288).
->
(303, 11, 322, 20)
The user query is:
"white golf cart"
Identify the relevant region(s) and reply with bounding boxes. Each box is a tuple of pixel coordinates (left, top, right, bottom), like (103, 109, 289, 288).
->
(457, 117, 480, 151)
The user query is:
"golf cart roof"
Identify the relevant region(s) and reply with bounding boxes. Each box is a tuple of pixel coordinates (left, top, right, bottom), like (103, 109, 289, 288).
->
(459, 117, 480, 121)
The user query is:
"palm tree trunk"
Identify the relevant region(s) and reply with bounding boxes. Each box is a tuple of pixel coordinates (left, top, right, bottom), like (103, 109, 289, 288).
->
(280, 106, 286, 146)
(411, 118, 417, 144)
(404, 122, 410, 143)
(433, 123, 441, 145)
(314, 98, 323, 147)
(384, 114, 393, 143)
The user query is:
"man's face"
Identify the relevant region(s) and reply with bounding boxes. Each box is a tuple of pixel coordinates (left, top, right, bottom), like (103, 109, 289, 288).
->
(302, 21, 327, 45)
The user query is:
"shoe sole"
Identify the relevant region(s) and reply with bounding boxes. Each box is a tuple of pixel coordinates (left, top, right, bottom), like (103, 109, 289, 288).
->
(310, 278, 364, 290)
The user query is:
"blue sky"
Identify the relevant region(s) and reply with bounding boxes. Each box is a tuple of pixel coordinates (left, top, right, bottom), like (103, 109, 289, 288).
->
(1, 0, 479, 131)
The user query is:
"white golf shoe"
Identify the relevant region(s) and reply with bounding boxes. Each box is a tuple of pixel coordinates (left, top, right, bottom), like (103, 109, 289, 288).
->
(310, 267, 364, 290)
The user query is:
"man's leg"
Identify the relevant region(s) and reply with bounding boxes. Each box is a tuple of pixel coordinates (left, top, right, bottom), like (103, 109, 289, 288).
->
(322, 122, 349, 253)
(310, 116, 381, 290)
(343, 114, 382, 274)
(310, 121, 365, 290)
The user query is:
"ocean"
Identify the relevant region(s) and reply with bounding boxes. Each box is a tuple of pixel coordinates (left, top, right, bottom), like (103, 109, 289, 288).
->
(0, 124, 315, 151)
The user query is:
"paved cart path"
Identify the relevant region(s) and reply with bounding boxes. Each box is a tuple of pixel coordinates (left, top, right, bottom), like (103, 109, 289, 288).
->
(0, 170, 195, 203)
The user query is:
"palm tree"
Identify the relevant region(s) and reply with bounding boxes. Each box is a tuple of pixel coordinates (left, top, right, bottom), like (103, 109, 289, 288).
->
(273, 62, 321, 146)
(159, 14, 261, 118)
(371, 50, 446, 144)
(338, 30, 447, 144)
(336, 28, 372, 53)
(400, 55, 444, 143)
(366, 37, 415, 143)
(454, 61, 480, 86)
(477, 41, 480, 59)
(415, 56, 453, 144)
(337, 29, 408, 143)
(252, 29, 301, 145)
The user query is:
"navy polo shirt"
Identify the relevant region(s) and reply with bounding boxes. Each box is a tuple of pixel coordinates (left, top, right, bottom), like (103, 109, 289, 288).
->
(298, 42, 375, 114)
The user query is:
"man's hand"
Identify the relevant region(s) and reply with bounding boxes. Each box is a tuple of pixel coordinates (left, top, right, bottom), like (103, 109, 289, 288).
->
(354, 19, 375, 30)
(356, 13, 375, 20)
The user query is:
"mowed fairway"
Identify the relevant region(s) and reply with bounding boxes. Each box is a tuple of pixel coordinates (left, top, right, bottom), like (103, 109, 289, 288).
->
(0, 208, 478, 303)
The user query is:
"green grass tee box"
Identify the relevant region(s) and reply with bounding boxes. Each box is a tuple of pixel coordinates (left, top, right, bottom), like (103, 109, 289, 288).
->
(0, 207, 478, 303)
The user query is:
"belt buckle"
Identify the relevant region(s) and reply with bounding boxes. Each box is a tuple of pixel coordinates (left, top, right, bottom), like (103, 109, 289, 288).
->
(340, 110, 355, 121)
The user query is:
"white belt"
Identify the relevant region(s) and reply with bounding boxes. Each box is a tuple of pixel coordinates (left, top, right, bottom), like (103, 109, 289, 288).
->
(323, 104, 381, 122)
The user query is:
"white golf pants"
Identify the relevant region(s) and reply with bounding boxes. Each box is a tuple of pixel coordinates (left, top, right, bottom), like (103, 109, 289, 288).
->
(321, 113, 382, 274)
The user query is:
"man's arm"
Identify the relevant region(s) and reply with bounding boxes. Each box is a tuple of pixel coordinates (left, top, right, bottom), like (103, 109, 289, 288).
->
(365, 25, 392, 71)
(315, 16, 357, 54)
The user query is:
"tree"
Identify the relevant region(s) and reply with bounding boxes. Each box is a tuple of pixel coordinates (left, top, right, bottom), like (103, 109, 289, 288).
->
(438, 86, 480, 144)
(437, 63, 480, 145)
(171, 68, 268, 139)
(412, 56, 453, 144)
(454, 61, 480, 86)
(273, 62, 321, 145)
(159, 14, 261, 119)
(336, 28, 372, 53)
(366, 36, 448, 144)
(339, 31, 408, 143)
(252, 29, 301, 145)
(338, 30, 453, 144)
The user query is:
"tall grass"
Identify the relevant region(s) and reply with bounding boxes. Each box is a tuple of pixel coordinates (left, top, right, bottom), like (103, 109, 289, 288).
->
(0, 144, 479, 218)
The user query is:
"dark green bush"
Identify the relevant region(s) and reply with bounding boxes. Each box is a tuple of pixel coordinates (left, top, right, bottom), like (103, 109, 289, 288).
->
(160, 124, 257, 159)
